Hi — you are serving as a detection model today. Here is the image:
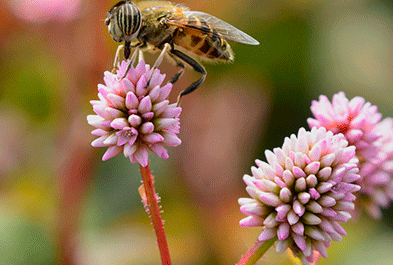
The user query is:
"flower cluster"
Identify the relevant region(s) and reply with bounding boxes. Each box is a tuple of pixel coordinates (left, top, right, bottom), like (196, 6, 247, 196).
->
(357, 118, 393, 219)
(8, 0, 82, 23)
(307, 92, 382, 158)
(239, 127, 361, 262)
(87, 60, 181, 167)
(307, 92, 393, 219)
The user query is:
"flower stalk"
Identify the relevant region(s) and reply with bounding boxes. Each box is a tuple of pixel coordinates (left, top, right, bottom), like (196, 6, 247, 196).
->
(237, 237, 277, 265)
(139, 164, 171, 265)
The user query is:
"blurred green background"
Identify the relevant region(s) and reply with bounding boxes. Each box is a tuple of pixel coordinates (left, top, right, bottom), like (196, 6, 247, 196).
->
(1, 0, 393, 264)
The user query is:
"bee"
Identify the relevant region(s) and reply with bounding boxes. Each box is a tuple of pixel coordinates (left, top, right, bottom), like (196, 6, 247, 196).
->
(105, 0, 259, 105)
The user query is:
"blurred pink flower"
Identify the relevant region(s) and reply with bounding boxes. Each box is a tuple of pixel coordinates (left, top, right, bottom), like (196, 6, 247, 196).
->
(307, 92, 393, 219)
(239, 127, 360, 262)
(357, 118, 393, 219)
(307, 92, 382, 158)
(87, 60, 181, 167)
(8, 0, 82, 23)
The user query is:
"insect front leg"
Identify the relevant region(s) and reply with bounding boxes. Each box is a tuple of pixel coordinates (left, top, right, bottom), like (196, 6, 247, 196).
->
(145, 43, 171, 88)
(169, 49, 207, 107)
(120, 42, 145, 79)
(112, 44, 124, 73)
(138, 49, 145, 63)
(121, 46, 140, 79)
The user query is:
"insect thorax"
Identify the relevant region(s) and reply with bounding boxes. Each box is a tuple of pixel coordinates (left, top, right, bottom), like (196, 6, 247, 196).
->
(138, 12, 176, 48)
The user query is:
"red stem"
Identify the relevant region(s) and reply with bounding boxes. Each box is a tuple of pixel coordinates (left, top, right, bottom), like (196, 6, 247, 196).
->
(139, 164, 171, 265)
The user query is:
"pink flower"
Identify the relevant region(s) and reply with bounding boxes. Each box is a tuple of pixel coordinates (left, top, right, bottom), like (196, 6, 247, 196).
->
(239, 127, 360, 262)
(357, 118, 393, 219)
(8, 0, 82, 23)
(307, 92, 382, 158)
(307, 92, 393, 219)
(87, 60, 181, 167)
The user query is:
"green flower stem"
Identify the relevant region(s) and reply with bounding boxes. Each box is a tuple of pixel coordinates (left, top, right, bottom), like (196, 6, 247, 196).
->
(237, 237, 277, 265)
(139, 164, 171, 265)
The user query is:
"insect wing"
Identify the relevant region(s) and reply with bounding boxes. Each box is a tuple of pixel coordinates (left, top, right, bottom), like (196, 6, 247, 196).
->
(172, 11, 259, 45)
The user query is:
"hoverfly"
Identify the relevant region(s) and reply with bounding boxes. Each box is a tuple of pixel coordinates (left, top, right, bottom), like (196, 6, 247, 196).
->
(105, 0, 259, 105)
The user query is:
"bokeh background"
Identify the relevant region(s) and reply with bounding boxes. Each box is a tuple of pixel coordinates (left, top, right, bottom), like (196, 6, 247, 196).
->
(1, 0, 393, 264)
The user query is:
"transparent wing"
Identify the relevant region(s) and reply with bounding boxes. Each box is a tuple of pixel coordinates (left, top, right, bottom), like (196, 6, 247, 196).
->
(178, 11, 260, 45)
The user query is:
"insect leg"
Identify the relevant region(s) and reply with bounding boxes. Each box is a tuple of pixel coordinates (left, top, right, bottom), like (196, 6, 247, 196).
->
(166, 53, 186, 85)
(111, 44, 124, 73)
(138, 49, 145, 63)
(169, 49, 207, 106)
(121, 46, 139, 79)
(145, 43, 171, 88)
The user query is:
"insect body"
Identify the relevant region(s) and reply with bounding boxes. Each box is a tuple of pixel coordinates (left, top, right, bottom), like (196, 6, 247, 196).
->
(105, 0, 259, 105)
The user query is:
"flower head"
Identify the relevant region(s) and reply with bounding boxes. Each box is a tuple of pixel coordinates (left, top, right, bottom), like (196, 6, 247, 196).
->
(307, 92, 382, 158)
(357, 118, 393, 219)
(239, 127, 360, 262)
(87, 60, 181, 167)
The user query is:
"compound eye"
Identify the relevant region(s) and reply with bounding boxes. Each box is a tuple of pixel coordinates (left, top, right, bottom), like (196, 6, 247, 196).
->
(117, 2, 142, 37)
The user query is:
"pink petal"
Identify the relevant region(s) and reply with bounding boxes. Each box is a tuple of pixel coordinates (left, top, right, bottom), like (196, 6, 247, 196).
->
(141, 112, 154, 121)
(161, 106, 181, 119)
(138, 96, 152, 114)
(144, 133, 164, 144)
(157, 83, 172, 102)
(110, 118, 129, 129)
(258, 228, 277, 242)
(149, 144, 169, 159)
(256, 191, 282, 207)
(123, 142, 138, 157)
(91, 135, 109, 147)
(152, 100, 169, 116)
(277, 223, 290, 240)
(239, 216, 264, 227)
(149, 85, 161, 103)
(135, 75, 148, 96)
(102, 145, 123, 161)
(276, 204, 291, 220)
(129, 114, 142, 127)
(107, 93, 125, 109)
(134, 146, 149, 167)
(149, 70, 166, 88)
(140, 122, 155, 134)
(291, 222, 304, 235)
(287, 210, 300, 225)
(162, 132, 182, 146)
(91, 129, 107, 136)
(121, 78, 135, 94)
(292, 233, 307, 251)
(293, 200, 305, 216)
(125, 92, 139, 110)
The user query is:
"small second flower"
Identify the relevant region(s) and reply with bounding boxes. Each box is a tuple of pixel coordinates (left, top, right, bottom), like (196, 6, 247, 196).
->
(239, 127, 361, 262)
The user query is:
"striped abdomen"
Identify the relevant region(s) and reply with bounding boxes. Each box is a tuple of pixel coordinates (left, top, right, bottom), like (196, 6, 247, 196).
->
(173, 16, 234, 62)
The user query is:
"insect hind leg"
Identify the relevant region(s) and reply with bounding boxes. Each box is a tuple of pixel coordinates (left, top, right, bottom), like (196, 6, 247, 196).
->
(166, 53, 186, 85)
(169, 49, 207, 107)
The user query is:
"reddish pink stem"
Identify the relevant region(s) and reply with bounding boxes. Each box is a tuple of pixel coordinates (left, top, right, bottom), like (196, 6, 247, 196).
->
(139, 164, 171, 265)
